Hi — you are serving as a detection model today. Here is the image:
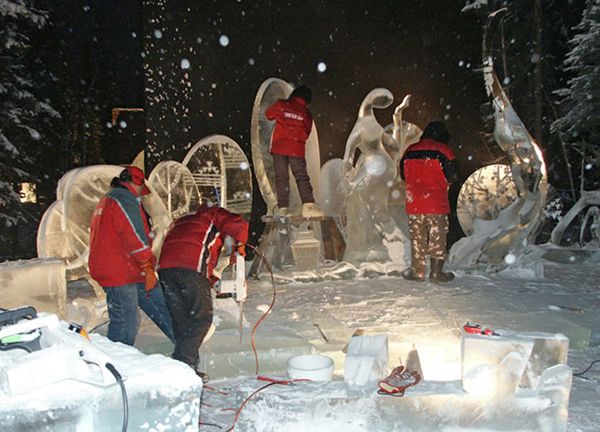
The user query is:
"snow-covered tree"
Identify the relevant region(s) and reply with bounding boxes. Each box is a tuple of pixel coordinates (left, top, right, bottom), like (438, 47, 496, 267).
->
(0, 0, 61, 258)
(552, 0, 600, 192)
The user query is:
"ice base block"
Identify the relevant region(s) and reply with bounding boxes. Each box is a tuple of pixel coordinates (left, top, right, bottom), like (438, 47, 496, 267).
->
(207, 373, 571, 432)
(199, 328, 313, 379)
(0, 334, 202, 432)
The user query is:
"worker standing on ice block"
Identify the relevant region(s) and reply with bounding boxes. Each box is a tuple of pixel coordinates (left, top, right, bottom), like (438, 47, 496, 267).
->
(89, 166, 175, 346)
(265, 85, 324, 218)
(158, 200, 248, 382)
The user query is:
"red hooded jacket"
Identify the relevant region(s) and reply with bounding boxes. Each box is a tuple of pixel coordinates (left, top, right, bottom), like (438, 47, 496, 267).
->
(265, 96, 313, 158)
(400, 138, 459, 214)
(89, 183, 155, 287)
(158, 205, 249, 279)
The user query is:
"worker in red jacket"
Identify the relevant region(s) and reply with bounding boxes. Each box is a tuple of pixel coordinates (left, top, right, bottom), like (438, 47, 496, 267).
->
(89, 166, 174, 345)
(400, 121, 459, 282)
(265, 85, 324, 218)
(158, 202, 249, 381)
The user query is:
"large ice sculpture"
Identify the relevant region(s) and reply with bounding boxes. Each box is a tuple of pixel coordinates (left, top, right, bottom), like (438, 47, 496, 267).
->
(448, 10, 547, 270)
(341, 88, 410, 264)
(37, 165, 171, 282)
(148, 161, 201, 220)
(251, 78, 321, 216)
(182, 134, 253, 218)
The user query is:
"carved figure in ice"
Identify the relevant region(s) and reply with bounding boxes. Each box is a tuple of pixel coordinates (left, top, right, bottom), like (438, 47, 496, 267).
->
(341, 88, 409, 264)
(448, 10, 547, 270)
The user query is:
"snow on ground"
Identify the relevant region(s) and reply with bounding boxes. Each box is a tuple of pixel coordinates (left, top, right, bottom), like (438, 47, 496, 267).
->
(196, 244, 600, 431)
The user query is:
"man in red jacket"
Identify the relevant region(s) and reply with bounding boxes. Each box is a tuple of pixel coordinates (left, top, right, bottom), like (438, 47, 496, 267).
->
(158, 202, 249, 381)
(265, 85, 324, 218)
(400, 121, 459, 282)
(89, 166, 175, 345)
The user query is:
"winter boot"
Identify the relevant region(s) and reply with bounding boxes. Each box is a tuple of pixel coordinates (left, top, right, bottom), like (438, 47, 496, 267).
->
(301, 203, 325, 218)
(429, 258, 454, 282)
(402, 267, 425, 282)
(276, 207, 292, 217)
(378, 365, 421, 396)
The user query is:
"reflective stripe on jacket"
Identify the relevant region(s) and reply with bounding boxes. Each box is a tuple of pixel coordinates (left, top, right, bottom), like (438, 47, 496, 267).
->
(89, 183, 155, 287)
(158, 205, 249, 279)
(400, 138, 459, 214)
(265, 96, 313, 158)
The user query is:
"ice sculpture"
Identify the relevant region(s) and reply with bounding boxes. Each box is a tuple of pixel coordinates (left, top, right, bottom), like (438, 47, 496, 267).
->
(341, 88, 409, 264)
(457, 164, 518, 236)
(251, 78, 321, 216)
(551, 190, 600, 246)
(448, 10, 547, 270)
(37, 165, 171, 282)
(148, 160, 201, 220)
(182, 134, 253, 218)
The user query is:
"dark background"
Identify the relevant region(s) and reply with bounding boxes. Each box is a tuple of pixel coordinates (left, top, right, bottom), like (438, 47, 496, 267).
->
(44, 0, 585, 249)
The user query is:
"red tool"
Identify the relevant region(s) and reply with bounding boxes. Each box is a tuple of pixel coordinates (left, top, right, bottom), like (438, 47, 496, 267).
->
(464, 322, 499, 336)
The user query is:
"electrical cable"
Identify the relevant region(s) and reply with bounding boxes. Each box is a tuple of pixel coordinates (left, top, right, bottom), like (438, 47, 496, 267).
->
(89, 320, 111, 334)
(243, 242, 277, 375)
(105, 362, 129, 432)
(573, 359, 600, 377)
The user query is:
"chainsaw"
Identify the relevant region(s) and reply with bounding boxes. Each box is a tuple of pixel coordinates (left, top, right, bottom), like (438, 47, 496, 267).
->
(214, 251, 248, 342)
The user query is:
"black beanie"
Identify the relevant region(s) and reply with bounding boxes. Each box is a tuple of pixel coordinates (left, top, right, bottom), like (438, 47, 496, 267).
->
(290, 85, 312, 104)
(421, 121, 450, 144)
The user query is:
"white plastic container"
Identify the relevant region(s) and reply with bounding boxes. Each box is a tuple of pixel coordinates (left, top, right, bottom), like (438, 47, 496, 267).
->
(287, 354, 334, 381)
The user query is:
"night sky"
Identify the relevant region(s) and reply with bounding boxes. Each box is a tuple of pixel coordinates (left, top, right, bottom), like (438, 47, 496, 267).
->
(139, 0, 487, 178)
(76, 0, 511, 242)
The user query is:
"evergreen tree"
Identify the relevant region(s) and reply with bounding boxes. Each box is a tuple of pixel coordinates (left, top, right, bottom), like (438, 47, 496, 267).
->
(0, 0, 62, 258)
(552, 0, 600, 192)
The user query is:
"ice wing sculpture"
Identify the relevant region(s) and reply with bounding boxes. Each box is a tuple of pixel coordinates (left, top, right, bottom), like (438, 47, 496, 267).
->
(182, 135, 253, 218)
(448, 10, 547, 270)
(341, 88, 410, 265)
(37, 165, 171, 281)
(251, 78, 321, 216)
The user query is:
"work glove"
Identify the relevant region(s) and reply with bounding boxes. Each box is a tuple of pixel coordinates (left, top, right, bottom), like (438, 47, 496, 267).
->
(139, 259, 157, 296)
(236, 243, 246, 258)
(230, 243, 246, 265)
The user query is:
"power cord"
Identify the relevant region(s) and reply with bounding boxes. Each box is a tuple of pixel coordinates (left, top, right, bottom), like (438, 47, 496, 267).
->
(105, 362, 129, 432)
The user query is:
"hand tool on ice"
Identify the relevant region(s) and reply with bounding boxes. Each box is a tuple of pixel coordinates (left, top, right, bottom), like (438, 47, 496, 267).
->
(214, 250, 248, 343)
(463, 322, 499, 336)
(313, 323, 330, 343)
(549, 304, 584, 313)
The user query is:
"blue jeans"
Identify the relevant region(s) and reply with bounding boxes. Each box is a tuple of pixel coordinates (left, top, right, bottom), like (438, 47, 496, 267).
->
(103, 282, 175, 346)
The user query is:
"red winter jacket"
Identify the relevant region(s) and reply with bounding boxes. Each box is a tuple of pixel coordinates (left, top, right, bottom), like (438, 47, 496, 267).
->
(400, 138, 459, 214)
(89, 183, 155, 287)
(265, 96, 313, 158)
(158, 205, 249, 279)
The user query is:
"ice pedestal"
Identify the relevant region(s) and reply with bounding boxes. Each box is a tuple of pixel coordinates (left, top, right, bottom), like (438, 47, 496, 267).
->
(0, 258, 67, 319)
(344, 334, 389, 395)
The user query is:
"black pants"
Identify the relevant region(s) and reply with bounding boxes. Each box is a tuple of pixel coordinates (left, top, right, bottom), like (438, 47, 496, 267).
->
(272, 153, 315, 208)
(158, 267, 213, 368)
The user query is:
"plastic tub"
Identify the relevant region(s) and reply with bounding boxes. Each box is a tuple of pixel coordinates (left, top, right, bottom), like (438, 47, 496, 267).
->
(286, 354, 334, 381)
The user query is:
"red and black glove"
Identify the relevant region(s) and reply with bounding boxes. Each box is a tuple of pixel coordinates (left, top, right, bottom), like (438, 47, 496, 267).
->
(139, 259, 157, 295)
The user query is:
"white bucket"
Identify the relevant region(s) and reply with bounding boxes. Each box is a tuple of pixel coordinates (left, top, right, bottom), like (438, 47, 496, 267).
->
(286, 354, 334, 381)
